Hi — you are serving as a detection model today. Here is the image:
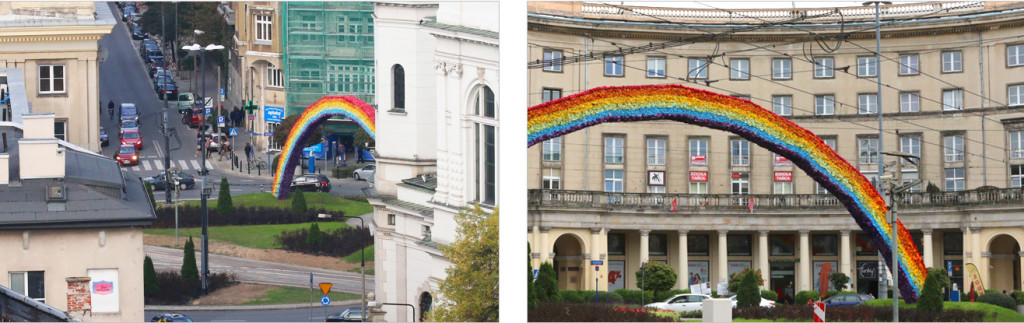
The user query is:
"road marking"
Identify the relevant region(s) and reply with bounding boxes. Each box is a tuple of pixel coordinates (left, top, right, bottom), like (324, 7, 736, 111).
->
(141, 160, 151, 171)
(153, 140, 163, 159)
(131, 165, 140, 171)
(205, 160, 214, 169)
(191, 160, 201, 169)
(178, 160, 190, 170)
(152, 160, 163, 170)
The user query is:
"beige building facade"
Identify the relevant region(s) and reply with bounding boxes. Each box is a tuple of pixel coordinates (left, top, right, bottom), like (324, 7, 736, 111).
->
(528, 1, 1024, 297)
(229, 1, 286, 153)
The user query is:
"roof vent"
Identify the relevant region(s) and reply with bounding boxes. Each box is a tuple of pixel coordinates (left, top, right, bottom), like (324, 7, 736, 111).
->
(46, 184, 66, 202)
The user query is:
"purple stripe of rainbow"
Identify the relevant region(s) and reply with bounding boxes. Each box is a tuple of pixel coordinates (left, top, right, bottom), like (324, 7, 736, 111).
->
(271, 96, 375, 199)
(527, 85, 926, 302)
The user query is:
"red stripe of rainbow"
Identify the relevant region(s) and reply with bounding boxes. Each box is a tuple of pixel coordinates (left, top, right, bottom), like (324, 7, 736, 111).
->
(527, 84, 926, 302)
(271, 96, 375, 199)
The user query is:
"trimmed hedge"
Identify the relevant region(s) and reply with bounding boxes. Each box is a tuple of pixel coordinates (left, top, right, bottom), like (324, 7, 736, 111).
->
(733, 304, 983, 322)
(1014, 290, 1024, 305)
(557, 290, 624, 303)
(760, 289, 778, 301)
(332, 166, 359, 179)
(978, 292, 1016, 310)
(529, 302, 674, 322)
(614, 289, 655, 304)
(146, 271, 236, 305)
(794, 290, 820, 306)
(277, 226, 372, 258)
(153, 205, 343, 228)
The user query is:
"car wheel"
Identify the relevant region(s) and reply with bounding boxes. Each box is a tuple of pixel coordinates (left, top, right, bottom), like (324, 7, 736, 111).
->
(179, 183, 188, 191)
(353, 173, 360, 181)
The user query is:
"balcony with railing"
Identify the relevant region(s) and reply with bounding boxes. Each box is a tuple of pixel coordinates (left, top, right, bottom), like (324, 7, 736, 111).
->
(528, 187, 1024, 211)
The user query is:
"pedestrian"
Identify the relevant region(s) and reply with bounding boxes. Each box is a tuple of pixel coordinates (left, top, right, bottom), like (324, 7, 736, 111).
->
(232, 106, 242, 127)
(194, 137, 203, 157)
(108, 100, 115, 120)
(244, 142, 253, 163)
(356, 147, 363, 164)
(205, 140, 213, 159)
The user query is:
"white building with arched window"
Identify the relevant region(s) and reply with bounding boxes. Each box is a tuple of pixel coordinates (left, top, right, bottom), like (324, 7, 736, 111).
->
(369, 2, 498, 322)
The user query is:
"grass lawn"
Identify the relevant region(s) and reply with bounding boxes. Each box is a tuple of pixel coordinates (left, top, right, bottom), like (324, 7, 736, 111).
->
(179, 192, 373, 217)
(145, 222, 351, 249)
(242, 286, 360, 305)
(861, 299, 1024, 322)
(343, 245, 374, 263)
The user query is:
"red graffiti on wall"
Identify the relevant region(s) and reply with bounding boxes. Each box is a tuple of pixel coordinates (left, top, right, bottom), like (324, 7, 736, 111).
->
(608, 270, 622, 284)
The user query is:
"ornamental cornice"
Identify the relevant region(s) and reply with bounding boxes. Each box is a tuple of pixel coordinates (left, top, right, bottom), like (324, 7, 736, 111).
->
(0, 34, 105, 43)
(429, 32, 498, 48)
(433, 58, 463, 77)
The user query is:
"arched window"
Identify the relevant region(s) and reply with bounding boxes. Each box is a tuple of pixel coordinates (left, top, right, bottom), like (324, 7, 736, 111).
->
(419, 292, 432, 321)
(392, 64, 405, 111)
(471, 85, 497, 205)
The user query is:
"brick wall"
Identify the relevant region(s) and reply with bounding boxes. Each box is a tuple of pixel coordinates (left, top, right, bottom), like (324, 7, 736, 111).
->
(65, 277, 92, 314)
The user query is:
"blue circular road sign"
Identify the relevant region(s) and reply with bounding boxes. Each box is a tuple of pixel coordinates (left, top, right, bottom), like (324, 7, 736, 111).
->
(321, 295, 331, 306)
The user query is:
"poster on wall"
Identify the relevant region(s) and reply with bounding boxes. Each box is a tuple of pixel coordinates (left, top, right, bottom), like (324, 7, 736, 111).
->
(648, 171, 666, 186)
(814, 261, 837, 294)
(87, 268, 119, 313)
(688, 261, 710, 286)
(727, 261, 752, 277)
(608, 260, 625, 292)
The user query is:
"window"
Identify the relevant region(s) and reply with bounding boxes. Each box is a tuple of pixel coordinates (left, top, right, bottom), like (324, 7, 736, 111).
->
(770, 234, 796, 256)
(388, 214, 396, 225)
(859, 137, 878, 164)
(731, 140, 749, 166)
(812, 234, 838, 256)
(472, 86, 496, 205)
(772, 95, 792, 116)
(1011, 165, 1023, 188)
(608, 233, 626, 255)
(255, 15, 272, 42)
(542, 168, 561, 189)
(944, 167, 965, 191)
(730, 59, 750, 80)
(814, 57, 834, 78)
(858, 94, 878, 114)
(942, 51, 962, 73)
(54, 121, 66, 141)
(943, 232, 963, 255)
(1010, 44, 1024, 67)
(1009, 84, 1024, 106)
(772, 58, 792, 79)
(267, 66, 283, 87)
(943, 89, 963, 111)
(38, 65, 64, 94)
(944, 134, 964, 162)
(688, 58, 708, 79)
(9, 271, 44, 302)
(899, 92, 920, 112)
(900, 135, 921, 158)
(727, 234, 752, 256)
(604, 170, 623, 192)
(731, 173, 749, 194)
(773, 180, 793, 194)
(391, 65, 405, 110)
(815, 95, 835, 116)
(899, 54, 920, 75)
(690, 178, 708, 194)
(649, 234, 668, 256)
(647, 57, 666, 78)
(690, 139, 707, 165)
(604, 137, 624, 164)
(605, 55, 624, 76)
(541, 88, 562, 103)
(855, 233, 877, 255)
(857, 56, 878, 77)
(648, 185, 665, 194)
(542, 137, 561, 161)
(543, 49, 563, 72)
(647, 138, 666, 165)
(688, 234, 709, 256)
(1011, 131, 1024, 159)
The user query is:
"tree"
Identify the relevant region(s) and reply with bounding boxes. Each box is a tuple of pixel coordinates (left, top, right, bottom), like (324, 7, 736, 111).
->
(829, 272, 850, 293)
(306, 222, 323, 249)
(181, 236, 199, 282)
(425, 205, 498, 322)
(291, 190, 307, 213)
(353, 126, 375, 150)
(528, 243, 538, 310)
(144, 181, 156, 210)
(926, 181, 941, 193)
(635, 261, 677, 294)
(216, 177, 233, 215)
(918, 268, 949, 315)
(273, 114, 323, 149)
(143, 255, 159, 298)
(535, 262, 561, 302)
(728, 268, 765, 293)
(736, 270, 761, 308)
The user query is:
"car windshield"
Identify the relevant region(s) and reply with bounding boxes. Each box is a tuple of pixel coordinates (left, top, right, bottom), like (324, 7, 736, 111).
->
(145, 43, 158, 51)
(119, 146, 135, 154)
(122, 121, 137, 128)
(123, 132, 140, 139)
(122, 107, 137, 115)
(148, 50, 163, 56)
(178, 94, 193, 101)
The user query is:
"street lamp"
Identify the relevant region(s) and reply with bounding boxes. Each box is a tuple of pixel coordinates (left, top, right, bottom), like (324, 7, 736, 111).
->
(367, 301, 416, 322)
(182, 42, 223, 295)
(320, 213, 369, 322)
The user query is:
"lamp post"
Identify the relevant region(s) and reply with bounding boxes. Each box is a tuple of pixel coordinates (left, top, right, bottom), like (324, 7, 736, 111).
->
(182, 42, 224, 295)
(320, 213, 368, 322)
(880, 150, 921, 323)
(367, 302, 416, 322)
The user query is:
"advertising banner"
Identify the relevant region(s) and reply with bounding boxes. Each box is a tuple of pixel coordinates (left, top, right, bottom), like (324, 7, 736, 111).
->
(774, 171, 793, 182)
(690, 154, 707, 165)
(965, 263, 986, 296)
(608, 260, 625, 291)
(690, 171, 708, 182)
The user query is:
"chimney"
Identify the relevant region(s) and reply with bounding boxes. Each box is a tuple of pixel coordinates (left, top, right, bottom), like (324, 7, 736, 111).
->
(65, 277, 92, 316)
(22, 113, 56, 139)
(18, 113, 65, 179)
(0, 153, 8, 185)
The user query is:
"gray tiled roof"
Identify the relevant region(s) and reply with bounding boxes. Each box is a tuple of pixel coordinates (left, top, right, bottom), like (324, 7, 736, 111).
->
(420, 16, 498, 39)
(381, 197, 434, 217)
(401, 174, 437, 192)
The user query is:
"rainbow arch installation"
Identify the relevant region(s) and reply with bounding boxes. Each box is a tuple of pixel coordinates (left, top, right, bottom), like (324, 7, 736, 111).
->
(527, 84, 926, 302)
(272, 96, 375, 199)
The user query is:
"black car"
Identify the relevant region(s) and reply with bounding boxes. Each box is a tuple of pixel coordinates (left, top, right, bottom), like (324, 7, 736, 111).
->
(131, 23, 145, 40)
(151, 313, 192, 322)
(146, 49, 165, 64)
(290, 174, 331, 193)
(326, 308, 362, 322)
(143, 171, 196, 191)
(141, 39, 158, 56)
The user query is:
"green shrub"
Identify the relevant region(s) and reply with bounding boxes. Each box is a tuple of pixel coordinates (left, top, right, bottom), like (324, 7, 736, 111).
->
(1014, 290, 1024, 305)
(760, 289, 777, 301)
(978, 292, 1017, 310)
(917, 268, 949, 315)
(559, 290, 625, 303)
(655, 289, 690, 302)
(635, 262, 677, 295)
(144, 181, 156, 209)
(614, 289, 655, 304)
(180, 237, 199, 282)
(829, 272, 850, 292)
(795, 290, 821, 305)
(596, 291, 625, 303)
(528, 244, 537, 310)
(305, 222, 323, 247)
(143, 255, 159, 298)
(216, 177, 233, 215)
(736, 270, 761, 307)
(291, 190, 307, 213)
(535, 262, 560, 302)
(559, 290, 585, 303)
(728, 268, 764, 293)
(332, 166, 358, 179)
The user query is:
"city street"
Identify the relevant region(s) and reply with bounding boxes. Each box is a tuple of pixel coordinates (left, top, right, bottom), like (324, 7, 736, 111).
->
(145, 306, 360, 322)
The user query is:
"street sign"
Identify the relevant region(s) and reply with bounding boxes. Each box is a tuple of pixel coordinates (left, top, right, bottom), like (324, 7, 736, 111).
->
(217, 116, 226, 127)
(318, 282, 333, 295)
(204, 97, 213, 108)
(247, 115, 255, 120)
(264, 106, 285, 123)
(219, 88, 225, 95)
(204, 107, 212, 116)
(228, 128, 238, 136)
(590, 260, 604, 265)
(320, 295, 331, 306)
(532, 269, 539, 280)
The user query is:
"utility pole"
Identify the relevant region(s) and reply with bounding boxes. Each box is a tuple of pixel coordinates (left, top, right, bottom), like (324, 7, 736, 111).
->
(864, 0, 891, 308)
(881, 150, 921, 323)
(162, 3, 172, 207)
(200, 47, 210, 295)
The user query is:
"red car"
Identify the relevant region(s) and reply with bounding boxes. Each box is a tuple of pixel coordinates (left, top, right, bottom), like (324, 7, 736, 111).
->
(115, 145, 139, 166)
(121, 129, 143, 150)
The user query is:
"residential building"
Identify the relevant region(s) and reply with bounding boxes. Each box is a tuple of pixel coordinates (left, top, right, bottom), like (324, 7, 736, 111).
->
(228, 1, 286, 153)
(528, 1, 1024, 297)
(370, 2, 498, 321)
(0, 2, 114, 153)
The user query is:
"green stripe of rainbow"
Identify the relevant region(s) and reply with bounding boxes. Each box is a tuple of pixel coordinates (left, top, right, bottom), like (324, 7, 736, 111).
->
(527, 84, 926, 302)
(271, 96, 375, 199)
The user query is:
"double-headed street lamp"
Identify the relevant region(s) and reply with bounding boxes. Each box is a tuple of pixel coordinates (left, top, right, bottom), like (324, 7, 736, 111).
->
(182, 41, 223, 295)
(320, 213, 369, 322)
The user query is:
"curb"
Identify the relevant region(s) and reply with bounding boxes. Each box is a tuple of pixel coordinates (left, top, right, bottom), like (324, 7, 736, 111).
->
(145, 299, 360, 311)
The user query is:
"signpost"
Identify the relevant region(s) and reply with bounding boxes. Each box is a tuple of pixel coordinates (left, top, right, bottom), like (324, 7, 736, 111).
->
(321, 295, 331, 306)
(204, 107, 212, 117)
(217, 115, 225, 128)
(204, 97, 213, 108)
(228, 128, 238, 137)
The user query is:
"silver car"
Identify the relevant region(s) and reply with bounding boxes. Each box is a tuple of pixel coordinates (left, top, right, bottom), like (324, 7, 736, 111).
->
(352, 165, 375, 181)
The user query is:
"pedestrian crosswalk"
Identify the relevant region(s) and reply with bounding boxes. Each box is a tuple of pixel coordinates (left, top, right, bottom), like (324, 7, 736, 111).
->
(129, 159, 215, 172)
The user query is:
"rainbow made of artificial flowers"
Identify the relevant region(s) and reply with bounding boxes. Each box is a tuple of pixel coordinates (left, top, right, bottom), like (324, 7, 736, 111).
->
(272, 96, 375, 199)
(527, 84, 926, 302)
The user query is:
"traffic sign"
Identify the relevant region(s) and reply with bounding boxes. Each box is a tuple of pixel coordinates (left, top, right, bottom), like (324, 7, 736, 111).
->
(532, 269, 539, 280)
(247, 115, 255, 120)
(318, 282, 333, 296)
(217, 116, 226, 127)
(590, 260, 604, 265)
(204, 97, 213, 108)
(204, 107, 212, 116)
(228, 128, 238, 136)
(321, 295, 331, 306)
(219, 88, 225, 96)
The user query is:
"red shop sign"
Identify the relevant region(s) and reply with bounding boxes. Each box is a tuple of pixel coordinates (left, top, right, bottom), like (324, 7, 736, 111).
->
(774, 154, 792, 165)
(775, 171, 793, 182)
(690, 171, 708, 182)
(690, 155, 706, 165)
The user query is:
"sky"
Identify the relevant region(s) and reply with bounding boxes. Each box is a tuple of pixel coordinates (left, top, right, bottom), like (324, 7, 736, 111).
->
(588, 1, 929, 10)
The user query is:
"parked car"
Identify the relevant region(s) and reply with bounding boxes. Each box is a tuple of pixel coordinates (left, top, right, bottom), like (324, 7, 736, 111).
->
(352, 165, 375, 181)
(131, 23, 145, 40)
(129, 12, 142, 24)
(326, 308, 363, 322)
(119, 120, 139, 136)
(141, 39, 158, 56)
(114, 145, 139, 166)
(100, 127, 109, 146)
(120, 103, 140, 124)
(184, 106, 203, 128)
(207, 133, 231, 151)
(645, 294, 711, 313)
(176, 92, 196, 113)
(121, 129, 143, 150)
(150, 313, 192, 322)
(152, 67, 171, 79)
(149, 58, 167, 75)
(290, 174, 332, 193)
(122, 6, 136, 22)
(822, 293, 874, 307)
(155, 76, 178, 100)
(729, 295, 776, 308)
(143, 171, 196, 191)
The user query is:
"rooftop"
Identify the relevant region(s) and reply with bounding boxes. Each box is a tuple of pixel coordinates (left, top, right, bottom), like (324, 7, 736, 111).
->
(0, 2, 116, 29)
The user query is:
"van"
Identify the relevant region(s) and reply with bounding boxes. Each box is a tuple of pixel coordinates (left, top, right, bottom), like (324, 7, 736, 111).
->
(120, 103, 140, 125)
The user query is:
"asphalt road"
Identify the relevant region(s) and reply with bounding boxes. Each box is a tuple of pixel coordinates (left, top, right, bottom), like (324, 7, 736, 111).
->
(145, 306, 359, 322)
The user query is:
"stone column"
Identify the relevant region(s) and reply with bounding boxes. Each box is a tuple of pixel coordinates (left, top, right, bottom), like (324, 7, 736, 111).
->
(922, 229, 934, 269)
(971, 227, 981, 272)
(799, 230, 811, 292)
(640, 230, 651, 270)
(718, 230, 729, 288)
(591, 228, 604, 291)
(840, 230, 852, 281)
(981, 251, 992, 288)
(1019, 251, 1024, 291)
(539, 227, 551, 264)
(678, 230, 690, 290)
(759, 231, 770, 287)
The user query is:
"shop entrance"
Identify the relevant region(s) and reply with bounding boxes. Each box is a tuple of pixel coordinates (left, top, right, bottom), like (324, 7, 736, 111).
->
(553, 234, 585, 291)
(770, 260, 795, 304)
(856, 261, 879, 298)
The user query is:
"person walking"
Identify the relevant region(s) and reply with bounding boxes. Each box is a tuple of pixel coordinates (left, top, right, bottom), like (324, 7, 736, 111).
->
(244, 142, 253, 163)
(195, 137, 203, 158)
(108, 100, 115, 120)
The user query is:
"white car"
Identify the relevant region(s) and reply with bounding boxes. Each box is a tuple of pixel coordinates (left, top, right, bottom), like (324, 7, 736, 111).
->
(644, 294, 711, 313)
(352, 165, 375, 181)
(729, 295, 776, 308)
